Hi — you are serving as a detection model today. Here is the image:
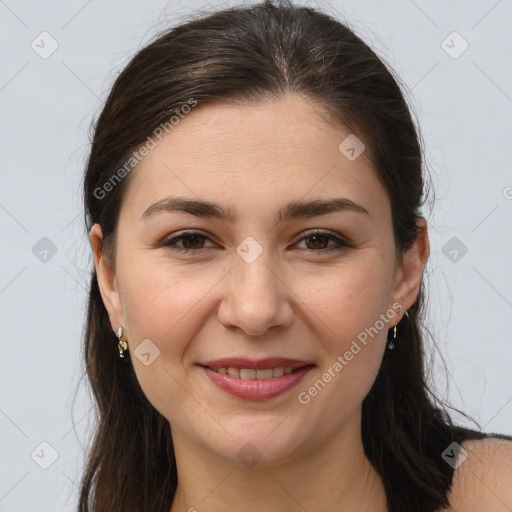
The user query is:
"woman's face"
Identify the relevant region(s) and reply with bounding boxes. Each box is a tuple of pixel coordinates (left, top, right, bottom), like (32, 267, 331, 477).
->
(92, 93, 428, 466)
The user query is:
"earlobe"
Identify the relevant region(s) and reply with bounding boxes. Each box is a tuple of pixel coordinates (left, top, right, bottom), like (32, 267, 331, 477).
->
(90, 223, 125, 332)
(390, 217, 430, 317)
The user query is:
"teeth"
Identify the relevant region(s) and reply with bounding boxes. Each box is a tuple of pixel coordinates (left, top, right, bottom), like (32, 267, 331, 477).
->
(211, 366, 296, 379)
(273, 367, 284, 377)
(258, 369, 274, 379)
(240, 369, 256, 380)
(227, 367, 239, 378)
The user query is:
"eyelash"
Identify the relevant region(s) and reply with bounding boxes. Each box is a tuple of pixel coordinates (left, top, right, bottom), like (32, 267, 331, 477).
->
(161, 229, 350, 255)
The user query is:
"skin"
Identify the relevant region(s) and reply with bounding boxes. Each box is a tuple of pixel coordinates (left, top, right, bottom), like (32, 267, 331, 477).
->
(91, 93, 430, 511)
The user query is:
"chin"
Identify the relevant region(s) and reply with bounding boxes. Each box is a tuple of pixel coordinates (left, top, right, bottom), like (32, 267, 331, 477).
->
(199, 418, 316, 469)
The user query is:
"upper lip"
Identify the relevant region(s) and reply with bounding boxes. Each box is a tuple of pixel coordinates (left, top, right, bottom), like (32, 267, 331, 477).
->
(199, 358, 313, 370)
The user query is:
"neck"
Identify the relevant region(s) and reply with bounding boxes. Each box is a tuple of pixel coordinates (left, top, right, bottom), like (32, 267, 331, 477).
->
(169, 406, 388, 512)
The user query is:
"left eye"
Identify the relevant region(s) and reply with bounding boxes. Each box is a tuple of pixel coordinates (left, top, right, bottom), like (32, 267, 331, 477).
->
(296, 231, 348, 252)
(162, 230, 349, 254)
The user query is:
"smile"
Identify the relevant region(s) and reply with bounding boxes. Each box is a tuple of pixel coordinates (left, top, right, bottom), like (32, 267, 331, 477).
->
(207, 366, 295, 379)
(200, 364, 315, 400)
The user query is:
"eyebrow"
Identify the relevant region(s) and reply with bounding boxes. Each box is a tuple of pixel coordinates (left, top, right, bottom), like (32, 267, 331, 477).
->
(141, 196, 370, 222)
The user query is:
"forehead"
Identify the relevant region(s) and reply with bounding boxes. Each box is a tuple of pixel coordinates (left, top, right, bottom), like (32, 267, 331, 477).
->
(119, 94, 390, 224)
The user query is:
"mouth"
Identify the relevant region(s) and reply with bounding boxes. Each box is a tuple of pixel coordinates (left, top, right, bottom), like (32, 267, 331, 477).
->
(197, 359, 316, 400)
(203, 365, 310, 380)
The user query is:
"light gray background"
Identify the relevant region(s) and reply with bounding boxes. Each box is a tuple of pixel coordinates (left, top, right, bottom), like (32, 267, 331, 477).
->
(1, 0, 511, 510)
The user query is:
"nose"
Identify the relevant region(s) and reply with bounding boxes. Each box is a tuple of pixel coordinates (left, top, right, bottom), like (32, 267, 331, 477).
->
(217, 246, 294, 337)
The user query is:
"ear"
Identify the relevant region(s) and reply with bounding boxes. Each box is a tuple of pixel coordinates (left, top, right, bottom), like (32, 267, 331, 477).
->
(388, 217, 429, 323)
(90, 223, 125, 332)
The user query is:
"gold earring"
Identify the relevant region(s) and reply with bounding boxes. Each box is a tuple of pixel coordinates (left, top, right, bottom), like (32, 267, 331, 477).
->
(388, 326, 397, 351)
(116, 326, 128, 358)
(387, 310, 409, 350)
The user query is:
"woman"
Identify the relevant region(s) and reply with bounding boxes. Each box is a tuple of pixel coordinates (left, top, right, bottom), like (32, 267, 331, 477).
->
(80, 1, 512, 511)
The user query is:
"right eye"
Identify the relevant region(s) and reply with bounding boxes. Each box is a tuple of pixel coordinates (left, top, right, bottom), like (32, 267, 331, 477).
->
(161, 231, 218, 253)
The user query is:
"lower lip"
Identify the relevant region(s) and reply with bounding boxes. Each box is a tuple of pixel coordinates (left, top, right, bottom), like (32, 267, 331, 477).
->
(200, 365, 314, 400)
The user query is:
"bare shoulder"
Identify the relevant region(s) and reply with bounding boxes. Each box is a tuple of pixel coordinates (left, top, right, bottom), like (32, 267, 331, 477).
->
(447, 437, 512, 512)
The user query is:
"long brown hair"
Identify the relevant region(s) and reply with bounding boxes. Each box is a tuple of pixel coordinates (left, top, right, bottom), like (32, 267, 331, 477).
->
(79, 2, 485, 511)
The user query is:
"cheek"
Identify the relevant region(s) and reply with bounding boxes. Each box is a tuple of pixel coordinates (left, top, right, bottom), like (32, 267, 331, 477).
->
(294, 253, 393, 335)
(292, 258, 390, 405)
(293, 273, 389, 438)
(117, 261, 209, 419)
(118, 253, 215, 341)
